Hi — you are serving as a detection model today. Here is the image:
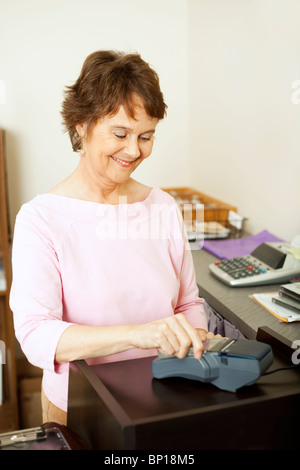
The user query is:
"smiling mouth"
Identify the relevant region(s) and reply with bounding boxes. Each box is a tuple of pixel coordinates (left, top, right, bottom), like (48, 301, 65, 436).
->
(110, 156, 134, 168)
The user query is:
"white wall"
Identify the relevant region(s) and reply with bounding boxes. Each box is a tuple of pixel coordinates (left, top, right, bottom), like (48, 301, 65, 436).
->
(1, 0, 300, 242)
(189, 0, 300, 241)
(0, 0, 190, 226)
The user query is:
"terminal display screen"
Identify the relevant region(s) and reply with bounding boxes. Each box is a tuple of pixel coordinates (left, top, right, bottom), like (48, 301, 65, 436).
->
(203, 338, 235, 353)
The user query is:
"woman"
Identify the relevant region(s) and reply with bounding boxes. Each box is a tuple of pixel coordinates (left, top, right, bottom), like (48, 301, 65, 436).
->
(10, 50, 217, 425)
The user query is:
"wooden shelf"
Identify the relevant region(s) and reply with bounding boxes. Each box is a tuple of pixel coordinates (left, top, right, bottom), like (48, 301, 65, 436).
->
(0, 129, 18, 431)
(0, 401, 16, 433)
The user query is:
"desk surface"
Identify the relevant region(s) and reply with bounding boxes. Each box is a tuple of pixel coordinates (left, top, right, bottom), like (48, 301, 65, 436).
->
(192, 247, 300, 343)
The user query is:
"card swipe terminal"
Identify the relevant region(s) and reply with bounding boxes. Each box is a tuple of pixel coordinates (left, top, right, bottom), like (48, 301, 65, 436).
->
(152, 338, 273, 392)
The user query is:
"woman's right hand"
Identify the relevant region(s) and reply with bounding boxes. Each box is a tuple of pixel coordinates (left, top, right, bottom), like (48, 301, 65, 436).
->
(55, 314, 219, 364)
(133, 313, 204, 360)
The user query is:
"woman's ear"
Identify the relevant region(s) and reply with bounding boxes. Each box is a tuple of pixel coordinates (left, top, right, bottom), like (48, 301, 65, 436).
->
(75, 122, 87, 138)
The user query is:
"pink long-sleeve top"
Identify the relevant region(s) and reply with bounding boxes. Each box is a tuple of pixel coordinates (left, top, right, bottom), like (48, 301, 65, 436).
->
(10, 186, 207, 411)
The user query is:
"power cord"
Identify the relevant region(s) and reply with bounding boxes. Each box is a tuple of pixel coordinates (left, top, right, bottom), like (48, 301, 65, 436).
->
(263, 364, 300, 376)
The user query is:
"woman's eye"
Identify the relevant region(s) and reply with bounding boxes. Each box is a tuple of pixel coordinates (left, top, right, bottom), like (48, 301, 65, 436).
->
(114, 134, 126, 140)
(113, 133, 152, 142)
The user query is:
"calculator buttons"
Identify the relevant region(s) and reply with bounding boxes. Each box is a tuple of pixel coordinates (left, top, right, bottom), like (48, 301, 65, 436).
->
(216, 257, 269, 280)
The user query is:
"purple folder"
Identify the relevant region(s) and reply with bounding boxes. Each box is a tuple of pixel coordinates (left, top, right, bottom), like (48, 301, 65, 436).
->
(201, 230, 283, 260)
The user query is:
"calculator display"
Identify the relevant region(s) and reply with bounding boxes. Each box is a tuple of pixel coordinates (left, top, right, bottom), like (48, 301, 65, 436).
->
(250, 243, 286, 269)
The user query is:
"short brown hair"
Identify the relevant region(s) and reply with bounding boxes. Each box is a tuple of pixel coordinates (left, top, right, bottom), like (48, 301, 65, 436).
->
(61, 50, 167, 152)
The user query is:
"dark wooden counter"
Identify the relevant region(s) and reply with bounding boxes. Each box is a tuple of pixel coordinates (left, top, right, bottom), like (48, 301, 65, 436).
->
(67, 328, 300, 450)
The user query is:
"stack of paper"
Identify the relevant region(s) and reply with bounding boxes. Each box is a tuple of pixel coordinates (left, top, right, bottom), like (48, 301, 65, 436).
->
(186, 221, 230, 241)
(251, 282, 300, 322)
(273, 282, 300, 312)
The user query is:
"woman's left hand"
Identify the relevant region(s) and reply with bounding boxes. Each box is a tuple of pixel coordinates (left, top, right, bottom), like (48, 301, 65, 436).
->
(197, 329, 223, 341)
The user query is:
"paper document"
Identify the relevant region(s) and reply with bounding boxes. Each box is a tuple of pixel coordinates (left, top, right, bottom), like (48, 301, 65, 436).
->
(251, 292, 300, 323)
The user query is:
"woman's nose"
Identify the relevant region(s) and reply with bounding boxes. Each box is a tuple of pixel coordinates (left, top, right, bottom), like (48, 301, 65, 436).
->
(124, 137, 141, 159)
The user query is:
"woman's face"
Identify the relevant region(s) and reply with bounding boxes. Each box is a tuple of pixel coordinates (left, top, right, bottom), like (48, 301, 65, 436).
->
(76, 97, 158, 187)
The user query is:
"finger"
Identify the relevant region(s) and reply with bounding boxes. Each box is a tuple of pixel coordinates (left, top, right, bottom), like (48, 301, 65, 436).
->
(206, 331, 216, 339)
(197, 329, 209, 341)
(173, 314, 203, 359)
(198, 329, 223, 340)
(164, 316, 192, 358)
(206, 332, 222, 339)
(163, 327, 181, 356)
(156, 322, 181, 356)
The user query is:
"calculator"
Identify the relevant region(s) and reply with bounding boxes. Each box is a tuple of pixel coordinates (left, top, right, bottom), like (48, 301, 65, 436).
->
(208, 241, 300, 287)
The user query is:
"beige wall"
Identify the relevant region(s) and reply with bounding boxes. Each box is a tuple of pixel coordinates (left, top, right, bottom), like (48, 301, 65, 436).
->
(189, 0, 300, 241)
(0, 0, 190, 227)
(1, 0, 299, 241)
